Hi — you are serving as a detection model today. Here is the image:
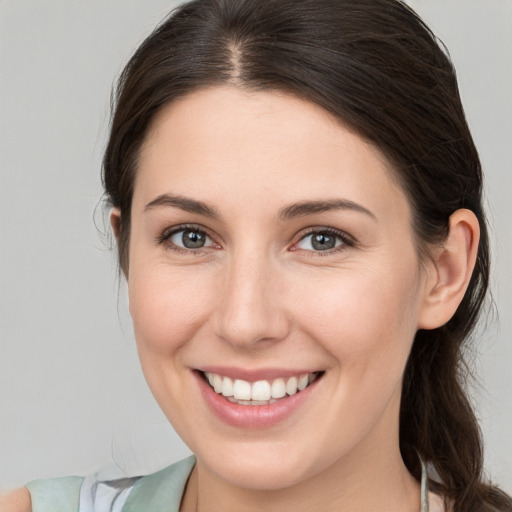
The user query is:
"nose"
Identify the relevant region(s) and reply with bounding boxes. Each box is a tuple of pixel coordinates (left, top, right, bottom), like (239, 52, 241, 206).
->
(214, 248, 291, 350)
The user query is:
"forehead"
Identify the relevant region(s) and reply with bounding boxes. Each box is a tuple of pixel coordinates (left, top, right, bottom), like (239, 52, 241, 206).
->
(134, 86, 409, 221)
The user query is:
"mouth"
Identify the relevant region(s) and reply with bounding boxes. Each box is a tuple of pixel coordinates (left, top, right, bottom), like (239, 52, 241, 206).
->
(198, 370, 324, 406)
(194, 368, 325, 428)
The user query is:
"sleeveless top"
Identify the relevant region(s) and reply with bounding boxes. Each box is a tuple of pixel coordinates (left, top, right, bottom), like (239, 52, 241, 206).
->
(26, 456, 441, 511)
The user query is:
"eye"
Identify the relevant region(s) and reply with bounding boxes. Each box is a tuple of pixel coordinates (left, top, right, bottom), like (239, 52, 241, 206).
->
(161, 226, 217, 251)
(295, 228, 350, 252)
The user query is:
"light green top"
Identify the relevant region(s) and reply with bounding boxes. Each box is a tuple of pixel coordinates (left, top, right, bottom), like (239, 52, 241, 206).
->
(25, 476, 83, 512)
(26, 456, 196, 512)
(27, 455, 432, 511)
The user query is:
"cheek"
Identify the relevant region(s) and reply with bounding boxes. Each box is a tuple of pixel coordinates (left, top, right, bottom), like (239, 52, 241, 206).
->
(128, 264, 216, 356)
(291, 261, 422, 448)
(294, 261, 422, 370)
(127, 263, 220, 424)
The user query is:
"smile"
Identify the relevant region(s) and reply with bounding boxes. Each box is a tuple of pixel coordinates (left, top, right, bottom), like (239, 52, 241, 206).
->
(203, 371, 320, 405)
(195, 368, 324, 428)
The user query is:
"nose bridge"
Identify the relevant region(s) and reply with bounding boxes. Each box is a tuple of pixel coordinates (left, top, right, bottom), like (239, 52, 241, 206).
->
(215, 243, 289, 348)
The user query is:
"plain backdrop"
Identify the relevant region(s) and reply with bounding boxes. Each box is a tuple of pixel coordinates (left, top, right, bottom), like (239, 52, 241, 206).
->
(0, 0, 510, 494)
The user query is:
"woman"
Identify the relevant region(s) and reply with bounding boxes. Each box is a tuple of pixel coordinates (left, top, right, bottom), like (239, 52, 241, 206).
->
(2, 0, 510, 510)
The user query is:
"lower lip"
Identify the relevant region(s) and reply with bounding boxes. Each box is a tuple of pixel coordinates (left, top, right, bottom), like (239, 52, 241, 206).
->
(194, 371, 322, 429)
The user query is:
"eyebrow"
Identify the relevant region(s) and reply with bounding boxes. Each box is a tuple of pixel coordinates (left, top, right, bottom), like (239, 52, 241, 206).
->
(144, 194, 220, 219)
(279, 199, 377, 222)
(144, 193, 376, 222)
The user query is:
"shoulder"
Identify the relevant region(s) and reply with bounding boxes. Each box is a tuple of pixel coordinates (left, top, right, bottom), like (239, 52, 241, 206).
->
(0, 487, 31, 512)
(25, 476, 83, 512)
(120, 455, 196, 511)
(8, 456, 195, 512)
(428, 491, 447, 512)
(81, 456, 196, 512)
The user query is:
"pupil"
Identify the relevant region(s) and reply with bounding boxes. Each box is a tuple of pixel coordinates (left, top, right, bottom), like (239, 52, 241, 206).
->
(182, 230, 205, 249)
(312, 233, 335, 251)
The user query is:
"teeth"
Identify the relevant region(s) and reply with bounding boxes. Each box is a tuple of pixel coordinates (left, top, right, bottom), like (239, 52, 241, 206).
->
(271, 378, 286, 399)
(298, 374, 309, 391)
(251, 380, 271, 401)
(227, 397, 277, 406)
(233, 379, 252, 400)
(204, 371, 320, 404)
(286, 376, 298, 396)
(221, 376, 234, 397)
(213, 373, 223, 393)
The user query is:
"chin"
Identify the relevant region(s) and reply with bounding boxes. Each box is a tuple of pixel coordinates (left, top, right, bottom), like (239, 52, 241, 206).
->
(209, 455, 312, 491)
(190, 435, 327, 491)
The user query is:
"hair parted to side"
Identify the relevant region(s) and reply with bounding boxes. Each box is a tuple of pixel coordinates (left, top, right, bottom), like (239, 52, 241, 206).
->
(102, 0, 512, 510)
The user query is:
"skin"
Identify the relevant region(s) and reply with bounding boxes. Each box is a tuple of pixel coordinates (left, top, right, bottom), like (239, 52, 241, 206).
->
(0, 488, 31, 512)
(1, 86, 477, 512)
(118, 87, 478, 511)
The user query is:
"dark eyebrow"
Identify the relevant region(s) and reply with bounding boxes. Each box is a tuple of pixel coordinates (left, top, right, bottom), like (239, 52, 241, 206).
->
(279, 199, 377, 222)
(144, 194, 220, 219)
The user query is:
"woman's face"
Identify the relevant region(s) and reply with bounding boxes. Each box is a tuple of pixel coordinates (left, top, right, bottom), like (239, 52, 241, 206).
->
(126, 87, 431, 490)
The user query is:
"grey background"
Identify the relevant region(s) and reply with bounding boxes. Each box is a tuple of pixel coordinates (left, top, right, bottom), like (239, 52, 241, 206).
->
(0, 0, 510, 493)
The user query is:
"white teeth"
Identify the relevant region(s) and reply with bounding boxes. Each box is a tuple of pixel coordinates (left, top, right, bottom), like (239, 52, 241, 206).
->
(221, 376, 234, 397)
(227, 397, 278, 406)
(251, 380, 271, 401)
(298, 374, 309, 391)
(205, 371, 320, 404)
(213, 374, 223, 393)
(233, 379, 252, 400)
(286, 376, 298, 396)
(271, 378, 286, 399)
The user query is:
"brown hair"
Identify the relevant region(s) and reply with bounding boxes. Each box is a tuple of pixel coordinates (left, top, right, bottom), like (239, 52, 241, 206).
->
(102, 0, 511, 510)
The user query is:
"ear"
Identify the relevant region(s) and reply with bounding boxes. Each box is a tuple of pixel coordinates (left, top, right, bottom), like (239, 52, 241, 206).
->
(110, 208, 129, 277)
(418, 209, 480, 330)
(110, 208, 122, 242)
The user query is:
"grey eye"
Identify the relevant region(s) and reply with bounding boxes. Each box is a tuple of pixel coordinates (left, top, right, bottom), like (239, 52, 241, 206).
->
(297, 232, 343, 251)
(170, 229, 212, 249)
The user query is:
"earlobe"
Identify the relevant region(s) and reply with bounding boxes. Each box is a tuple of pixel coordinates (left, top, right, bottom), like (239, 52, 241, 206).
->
(110, 208, 122, 242)
(418, 209, 480, 330)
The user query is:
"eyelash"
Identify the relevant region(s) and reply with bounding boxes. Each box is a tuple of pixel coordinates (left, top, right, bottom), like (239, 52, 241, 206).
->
(157, 224, 216, 255)
(292, 227, 355, 258)
(157, 224, 355, 256)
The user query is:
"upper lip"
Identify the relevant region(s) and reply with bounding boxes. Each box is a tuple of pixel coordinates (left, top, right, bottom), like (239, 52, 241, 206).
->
(196, 366, 322, 382)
